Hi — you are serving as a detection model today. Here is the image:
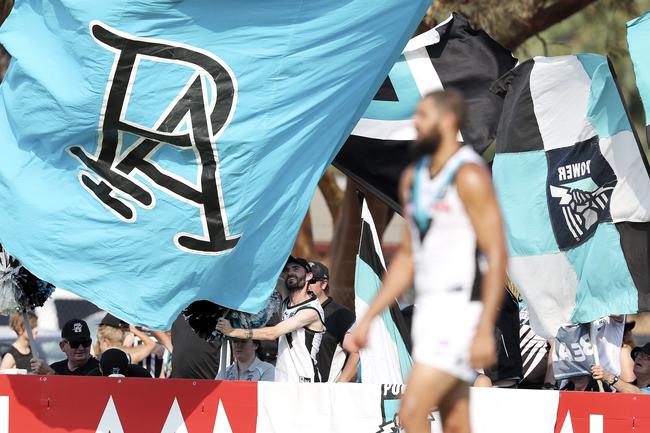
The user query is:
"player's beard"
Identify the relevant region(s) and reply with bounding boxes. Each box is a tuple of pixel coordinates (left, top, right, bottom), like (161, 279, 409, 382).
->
(411, 124, 442, 160)
(285, 273, 306, 292)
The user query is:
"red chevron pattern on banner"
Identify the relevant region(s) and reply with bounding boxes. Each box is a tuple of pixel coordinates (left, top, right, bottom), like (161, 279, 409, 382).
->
(0, 375, 257, 433)
(554, 391, 650, 433)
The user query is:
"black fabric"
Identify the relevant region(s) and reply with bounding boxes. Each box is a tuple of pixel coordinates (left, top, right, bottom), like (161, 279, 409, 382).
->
(561, 379, 612, 393)
(8, 346, 32, 370)
(484, 291, 523, 383)
(50, 357, 99, 376)
(470, 249, 482, 302)
(334, 13, 516, 212)
(86, 364, 152, 378)
(316, 297, 356, 381)
(617, 221, 650, 312)
(491, 59, 545, 154)
(169, 314, 222, 379)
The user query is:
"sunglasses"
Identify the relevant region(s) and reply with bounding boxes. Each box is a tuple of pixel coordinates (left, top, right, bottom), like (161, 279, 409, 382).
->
(65, 339, 91, 349)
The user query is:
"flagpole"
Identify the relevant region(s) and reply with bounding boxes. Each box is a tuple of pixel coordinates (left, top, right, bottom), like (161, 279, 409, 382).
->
(589, 323, 604, 392)
(22, 308, 39, 361)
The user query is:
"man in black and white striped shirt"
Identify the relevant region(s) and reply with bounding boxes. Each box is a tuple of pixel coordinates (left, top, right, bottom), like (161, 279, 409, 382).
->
(217, 256, 325, 382)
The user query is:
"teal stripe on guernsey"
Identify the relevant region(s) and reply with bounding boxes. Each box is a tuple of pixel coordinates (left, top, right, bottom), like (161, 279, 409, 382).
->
(493, 151, 559, 257)
(627, 13, 650, 125)
(567, 223, 638, 323)
(576, 54, 632, 138)
(363, 54, 421, 121)
(355, 257, 412, 380)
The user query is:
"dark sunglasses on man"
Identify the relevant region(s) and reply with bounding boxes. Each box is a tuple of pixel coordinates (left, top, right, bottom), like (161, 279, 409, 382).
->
(65, 339, 92, 349)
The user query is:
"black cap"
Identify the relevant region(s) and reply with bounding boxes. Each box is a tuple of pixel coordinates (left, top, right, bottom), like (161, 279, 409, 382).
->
(100, 348, 129, 377)
(100, 313, 129, 329)
(61, 319, 91, 342)
(309, 261, 329, 281)
(285, 255, 311, 272)
(632, 342, 650, 360)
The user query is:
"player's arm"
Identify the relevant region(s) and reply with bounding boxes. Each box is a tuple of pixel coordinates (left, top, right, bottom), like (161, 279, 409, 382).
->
(216, 309, 320, 341)
(456, 163, 507, 368)
(346, 167, 415, 351)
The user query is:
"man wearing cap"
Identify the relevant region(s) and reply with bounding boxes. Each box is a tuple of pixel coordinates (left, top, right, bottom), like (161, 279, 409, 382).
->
(30, 319, 99, 376)
(592, 342, 650, 393)
(217, 256, 325, 382)
(308, 261, 357, 382)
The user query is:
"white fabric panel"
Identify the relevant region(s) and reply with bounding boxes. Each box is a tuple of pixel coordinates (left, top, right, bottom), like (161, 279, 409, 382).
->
(530, 56, 597, 151)
(599, 131, 650, 221)
(352, 118, 416, 141)
(471, 388, 560, 433)
(509, 253, 579, 339)
(256, 382, 444, 433)
(355, 298, 405, 384)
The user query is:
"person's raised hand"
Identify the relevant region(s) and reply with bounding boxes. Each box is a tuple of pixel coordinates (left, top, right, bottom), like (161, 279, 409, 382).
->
(216, 318, 234, 337)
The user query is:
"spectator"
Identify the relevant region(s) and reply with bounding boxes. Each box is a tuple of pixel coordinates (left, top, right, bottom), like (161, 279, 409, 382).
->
(560, 375, 612, 392)
(591, 342, 650, 393)
(0, 312, 37, 371)
(308, 261, 356, 382)
(96, 313, 156, 364)
(620, 320, 636, 382)
(87, 348, 152, 378)
(217, 256, 325, 383)
(169, 314, 222, 379)
(30, 319, 98, 375)
(216, 339, 274, 381)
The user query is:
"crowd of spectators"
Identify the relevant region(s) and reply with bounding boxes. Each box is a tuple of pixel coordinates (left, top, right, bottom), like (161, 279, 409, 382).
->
(0, 256, 357, 384)
(1, 256, 648, 395)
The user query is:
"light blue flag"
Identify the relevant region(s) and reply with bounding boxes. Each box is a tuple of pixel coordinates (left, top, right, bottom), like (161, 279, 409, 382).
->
(0, 1, 428, 328)
(355, 196, 412, 384)
(627, 12, 650, 145)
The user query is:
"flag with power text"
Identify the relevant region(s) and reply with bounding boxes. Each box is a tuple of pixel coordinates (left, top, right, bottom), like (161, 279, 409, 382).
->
(0, 0, 429, 328)
(492, 55, 650, 339)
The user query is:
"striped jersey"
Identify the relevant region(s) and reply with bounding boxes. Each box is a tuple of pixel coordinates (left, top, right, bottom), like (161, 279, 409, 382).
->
(406, 145, 485, 304)
(275, 295, 325, 383)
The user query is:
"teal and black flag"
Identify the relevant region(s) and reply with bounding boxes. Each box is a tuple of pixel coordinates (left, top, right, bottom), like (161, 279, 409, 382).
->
(335, 13, 516, 211)
(492, 55, 650, 339)
(354, 194, 412, 383)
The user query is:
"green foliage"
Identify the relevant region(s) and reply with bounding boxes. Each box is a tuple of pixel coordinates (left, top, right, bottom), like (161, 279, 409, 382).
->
(517, 0, 650, 151)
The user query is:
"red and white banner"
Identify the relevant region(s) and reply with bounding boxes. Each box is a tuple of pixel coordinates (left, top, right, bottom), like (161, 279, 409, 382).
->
(0, 375, 649, 432)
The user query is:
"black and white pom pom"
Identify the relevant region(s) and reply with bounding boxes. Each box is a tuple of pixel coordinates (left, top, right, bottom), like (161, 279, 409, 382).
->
(0, 245, 55, 315)
(183, 291, 282, 342)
